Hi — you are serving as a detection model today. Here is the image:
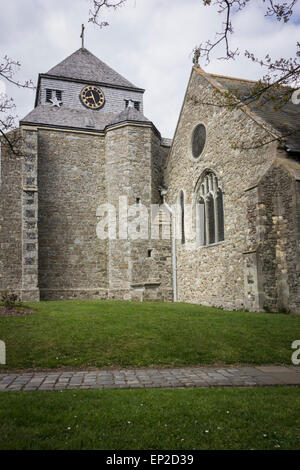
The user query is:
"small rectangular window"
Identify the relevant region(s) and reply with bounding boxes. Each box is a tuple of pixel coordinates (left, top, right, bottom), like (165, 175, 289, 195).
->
(124, 100, 140, 111)
(148, 249, 153, 258)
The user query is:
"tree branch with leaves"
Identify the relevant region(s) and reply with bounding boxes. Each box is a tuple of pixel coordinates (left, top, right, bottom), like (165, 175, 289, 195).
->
(190, 0, 300, 149)
(193, 0, 299, 94)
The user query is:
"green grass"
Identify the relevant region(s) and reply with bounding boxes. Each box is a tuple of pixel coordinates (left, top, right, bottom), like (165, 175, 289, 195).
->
(0, 300, 299, 370)
(0, 387, 299, 449)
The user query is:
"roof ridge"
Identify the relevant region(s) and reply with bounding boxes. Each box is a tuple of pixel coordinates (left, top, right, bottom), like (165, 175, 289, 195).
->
(207, 72, 257, 83)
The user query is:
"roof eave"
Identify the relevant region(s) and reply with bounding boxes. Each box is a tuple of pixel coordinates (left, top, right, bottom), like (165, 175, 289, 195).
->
(19, 118, 161, 139)
(39, 73, 145, 94)
(20, 120, 105, 134)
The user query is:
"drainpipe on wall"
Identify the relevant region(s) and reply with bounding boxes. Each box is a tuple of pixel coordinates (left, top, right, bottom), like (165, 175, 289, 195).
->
(159, 186, 177, 302)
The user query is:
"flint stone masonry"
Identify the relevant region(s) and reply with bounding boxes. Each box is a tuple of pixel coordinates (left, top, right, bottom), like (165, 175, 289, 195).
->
(37, 128, 109, 300)
(105, 123, 173, 301)
(0, 130, 23, 294)
(0, 121, 171, 301)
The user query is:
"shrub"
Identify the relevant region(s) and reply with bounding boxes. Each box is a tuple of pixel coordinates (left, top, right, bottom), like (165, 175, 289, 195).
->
(1, 290, 21, 310)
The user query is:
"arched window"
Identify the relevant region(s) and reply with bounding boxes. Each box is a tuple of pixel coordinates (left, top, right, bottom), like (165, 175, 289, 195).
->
(179, 190, 185, 244)
(195, 171, 225, 246)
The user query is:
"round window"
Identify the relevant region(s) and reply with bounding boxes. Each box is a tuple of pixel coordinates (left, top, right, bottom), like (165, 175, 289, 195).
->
(192, 124, 206, 158)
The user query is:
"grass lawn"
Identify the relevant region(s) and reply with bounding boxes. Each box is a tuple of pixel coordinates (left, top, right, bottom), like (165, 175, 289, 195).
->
(0, 300, 299, 370)
(0, 386, 299, 450)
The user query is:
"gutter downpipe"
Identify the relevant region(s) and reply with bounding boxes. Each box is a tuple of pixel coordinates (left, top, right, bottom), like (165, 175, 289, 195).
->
(161, 199, 177, 302)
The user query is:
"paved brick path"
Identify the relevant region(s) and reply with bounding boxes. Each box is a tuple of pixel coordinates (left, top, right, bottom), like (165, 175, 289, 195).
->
(0, 365, 300, 391)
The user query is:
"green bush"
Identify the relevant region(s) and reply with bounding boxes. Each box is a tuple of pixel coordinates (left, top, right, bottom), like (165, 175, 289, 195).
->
(1, 290, 21, 310)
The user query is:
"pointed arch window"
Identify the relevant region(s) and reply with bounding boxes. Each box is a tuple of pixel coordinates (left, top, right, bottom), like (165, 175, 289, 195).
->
(196, 171, 225, 246)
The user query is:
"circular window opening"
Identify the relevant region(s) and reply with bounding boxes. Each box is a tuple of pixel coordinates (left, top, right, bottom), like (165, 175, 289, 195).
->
(192, 124, 206, 158)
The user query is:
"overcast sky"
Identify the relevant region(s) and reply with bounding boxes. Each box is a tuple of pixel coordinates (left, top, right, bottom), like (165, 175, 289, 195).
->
(1, 0, 299, 138)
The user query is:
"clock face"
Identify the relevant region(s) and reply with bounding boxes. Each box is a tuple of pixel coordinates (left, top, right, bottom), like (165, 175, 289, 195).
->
(80, 85, 105, 110)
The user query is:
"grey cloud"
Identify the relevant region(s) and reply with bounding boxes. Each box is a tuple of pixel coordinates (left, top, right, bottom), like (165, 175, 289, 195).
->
(1, 0, 298, 138)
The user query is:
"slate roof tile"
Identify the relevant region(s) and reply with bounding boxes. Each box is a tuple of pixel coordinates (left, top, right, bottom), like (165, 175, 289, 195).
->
(21, 105, 116, 131)
(46, 47, 140, 89)
(20, 105, 151, 132)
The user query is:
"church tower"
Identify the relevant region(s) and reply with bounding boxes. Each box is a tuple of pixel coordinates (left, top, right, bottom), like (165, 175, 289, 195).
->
(0, 47, 173, 301)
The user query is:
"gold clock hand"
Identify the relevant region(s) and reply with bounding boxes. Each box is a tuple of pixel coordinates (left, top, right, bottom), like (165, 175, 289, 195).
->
(91, 90, 97, 105)
(86, 90, 96, 105)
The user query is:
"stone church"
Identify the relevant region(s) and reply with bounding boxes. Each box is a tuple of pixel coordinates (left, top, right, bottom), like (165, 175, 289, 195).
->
(0, 46, 299, 313)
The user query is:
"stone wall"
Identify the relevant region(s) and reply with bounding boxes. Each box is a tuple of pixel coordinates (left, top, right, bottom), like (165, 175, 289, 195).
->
(0, 130, 23, 295)
(253, 159, 300, 313)
(21, 129, 40, 301)
(105, 123, 173, 302)
(1, 122, 172, 302)
(165, 67, 280, 311)
(0, 128, 39, 301)
(37, 128, 108, 300)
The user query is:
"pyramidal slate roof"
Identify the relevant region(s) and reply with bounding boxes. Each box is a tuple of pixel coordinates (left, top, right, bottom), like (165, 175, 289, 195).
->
(45, 47, 140, 90)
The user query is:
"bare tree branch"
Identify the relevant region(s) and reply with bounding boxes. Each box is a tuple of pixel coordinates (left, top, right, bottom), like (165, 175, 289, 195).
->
(195, 0, 250, 64)
(0, 55, 35, 89)
(189, 0, 300, 150)
(88, 0, 127, 27)
(0, 54, 35, 154)
(196, 0, 297, 65)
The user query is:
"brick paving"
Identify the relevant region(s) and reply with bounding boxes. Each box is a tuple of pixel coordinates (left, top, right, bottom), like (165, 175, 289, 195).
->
(0, 365, 299, 391)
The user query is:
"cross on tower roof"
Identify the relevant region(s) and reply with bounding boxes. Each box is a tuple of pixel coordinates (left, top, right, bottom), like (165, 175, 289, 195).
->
(80, 24, 85, 49)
